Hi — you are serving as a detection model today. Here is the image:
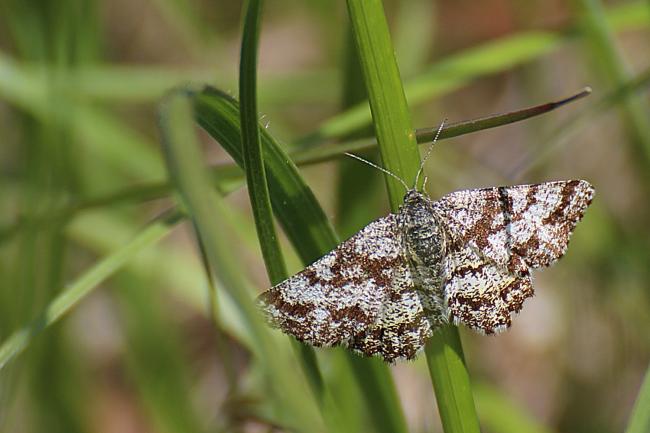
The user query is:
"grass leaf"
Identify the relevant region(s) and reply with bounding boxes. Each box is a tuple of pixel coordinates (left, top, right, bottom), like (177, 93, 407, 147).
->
(193, 86, 408, 433)
(159, 92, 323, 431)
(625, 365, 650, 433)
(0, 211, 182, 370)
(239, 0, 287, 285)
(346, 1, 480, 432)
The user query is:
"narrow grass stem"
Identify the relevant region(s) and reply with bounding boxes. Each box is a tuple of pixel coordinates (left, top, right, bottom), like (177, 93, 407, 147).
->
(346, 1, 480, 432)
(0, 211, 182, 370)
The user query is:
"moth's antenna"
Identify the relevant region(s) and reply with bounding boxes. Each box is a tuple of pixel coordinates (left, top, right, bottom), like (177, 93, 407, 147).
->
(414, 119, 446, 190)
(344, 152, 409, 192)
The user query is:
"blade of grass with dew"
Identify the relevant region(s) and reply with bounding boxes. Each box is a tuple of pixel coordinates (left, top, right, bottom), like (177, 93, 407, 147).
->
(0, 211, 183, 370)
(346, 1, 480, 433)
(192, 87, 409, 433)
(159, 93, 323, 432)
(625, 364, 650, 433)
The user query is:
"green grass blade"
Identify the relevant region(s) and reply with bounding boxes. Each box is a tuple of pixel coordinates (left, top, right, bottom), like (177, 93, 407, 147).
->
(336, 26, 384, 240)
(346, 0, 420, 203)
(473, 383, 554, 433)
(304, 31, 563, 145)
(302, 0, 649, 145)
(625, 365, 650, 433)
(293, 87, 592, 166)
(424, 327, 480, 433)
(0, 86, 592, 249)
(239, 0, 286, 287)
(0, 211, 182, 371)
(239, 0, 330, 414)
(194, 87, 338, 264)
(574, 0, 650, 170)
(193, 87, 408, 433)
(346, 1, 480, 433)
(159, 92, 323, 432)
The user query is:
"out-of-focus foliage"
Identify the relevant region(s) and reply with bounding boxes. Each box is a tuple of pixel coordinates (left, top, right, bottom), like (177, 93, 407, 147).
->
(1, 1, 649, 432)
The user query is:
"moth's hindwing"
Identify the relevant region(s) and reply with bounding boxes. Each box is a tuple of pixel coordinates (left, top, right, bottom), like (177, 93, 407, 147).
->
(444, 242, 534, 334)
(258, 214, 432, 362)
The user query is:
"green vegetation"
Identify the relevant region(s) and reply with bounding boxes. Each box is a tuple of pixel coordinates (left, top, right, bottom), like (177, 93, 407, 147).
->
(1, 1, 649, 432)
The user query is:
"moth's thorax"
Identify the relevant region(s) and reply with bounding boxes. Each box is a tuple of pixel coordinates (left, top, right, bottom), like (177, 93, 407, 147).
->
(398, 190, 446, 287)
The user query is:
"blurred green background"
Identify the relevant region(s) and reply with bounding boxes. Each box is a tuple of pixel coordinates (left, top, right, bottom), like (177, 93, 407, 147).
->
(1, 1, 649, 432)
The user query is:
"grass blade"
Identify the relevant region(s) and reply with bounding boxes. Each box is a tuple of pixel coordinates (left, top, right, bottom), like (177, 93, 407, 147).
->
(239, 0, 287, 285)
(346, 0, 420, 202)
(239, 0, 337, 422)
(159, 92, 323, 431)
(473, 383, 554, 433)
(293, 87, 592, 165)
(0, 211, 182, 371)
(625, 365, 650, 433)
(346, 1, 480, 433)
(194, 87, 338, 264)
(574, 0, 650, 172)
(194, 87, 408, 433)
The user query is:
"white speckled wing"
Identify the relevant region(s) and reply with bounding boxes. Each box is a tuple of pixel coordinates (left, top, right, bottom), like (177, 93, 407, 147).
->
(434, 180, 594, 271)
(443, 242, 534, 334)
(258, 214, 432, 362)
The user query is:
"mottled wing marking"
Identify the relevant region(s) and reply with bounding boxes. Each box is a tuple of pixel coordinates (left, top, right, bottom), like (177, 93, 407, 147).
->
(444, 243, 534, 334)
(258, 214, 431, 362)
(347, 289, 433, 361)
(435, 180, 595, 270)
(259, 180, 595, 358)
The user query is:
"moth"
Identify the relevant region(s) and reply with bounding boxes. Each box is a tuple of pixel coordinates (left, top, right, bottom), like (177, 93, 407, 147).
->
(258, 134, 594, 362)
(258, 179, 594, 362)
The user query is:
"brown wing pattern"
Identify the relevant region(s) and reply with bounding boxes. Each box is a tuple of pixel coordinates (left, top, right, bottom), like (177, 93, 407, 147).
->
(443, 243, 534, 334)
(258, 214, 432, 362)
(436, 180, 593, 334)
(435, 180, 594, 271)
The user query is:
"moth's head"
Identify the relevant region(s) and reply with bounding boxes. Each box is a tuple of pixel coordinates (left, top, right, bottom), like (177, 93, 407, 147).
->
(402, 189, 428, 207)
